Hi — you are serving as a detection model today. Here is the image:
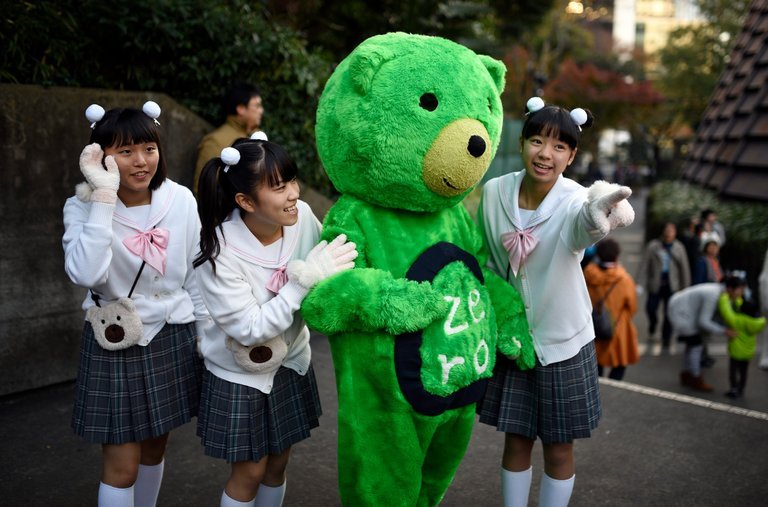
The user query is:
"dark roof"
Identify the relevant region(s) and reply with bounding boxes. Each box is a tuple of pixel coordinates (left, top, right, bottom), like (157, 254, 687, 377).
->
(682, 0, 768, 201)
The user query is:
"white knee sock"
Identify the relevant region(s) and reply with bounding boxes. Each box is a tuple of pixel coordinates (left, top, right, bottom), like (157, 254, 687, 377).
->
(253, 482, 286, 507)
(539, 473, 575, 507)
(98, 482, 134, 507)
(134, 460, 164, 507)
(221, 490, 255, 507)
(501, 466, 532, 507)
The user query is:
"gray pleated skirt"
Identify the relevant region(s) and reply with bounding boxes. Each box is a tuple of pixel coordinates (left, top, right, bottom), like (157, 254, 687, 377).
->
(72, 321, 204, 444)
(477, 340, 601, 443)
(196, 365, 322, 463)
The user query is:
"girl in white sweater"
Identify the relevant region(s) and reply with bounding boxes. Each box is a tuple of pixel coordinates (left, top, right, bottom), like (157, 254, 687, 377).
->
(194, 136, 356, 507)
(477, 97, 634, 507)
(63, 102, 209, 507)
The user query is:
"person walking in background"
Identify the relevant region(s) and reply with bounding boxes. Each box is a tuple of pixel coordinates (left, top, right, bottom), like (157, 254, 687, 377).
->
(194, 82, 265, 193)
(692, 239, 723, 285)
(584, 238, 639, 380)
(63, 102, 209, 507)
(700, 208, 726, 247)
(194, 137, 357, 507)
(718, 289, 766, 398)
(758, 248, 768, 370)
(668, 275, 744, 392)
(478, 96, 634, 507)
(678, 216, 701, 280)
(637, 222, 691, 352)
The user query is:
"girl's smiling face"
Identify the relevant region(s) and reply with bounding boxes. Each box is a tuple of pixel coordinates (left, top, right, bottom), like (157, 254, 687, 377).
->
(104, 142, 159, 204)
(251, 177, 301, 228)
(521, 133, 577, 190)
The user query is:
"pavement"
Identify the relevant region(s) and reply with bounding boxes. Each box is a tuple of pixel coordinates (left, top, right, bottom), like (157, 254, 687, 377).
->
(2, 186, 767, 506)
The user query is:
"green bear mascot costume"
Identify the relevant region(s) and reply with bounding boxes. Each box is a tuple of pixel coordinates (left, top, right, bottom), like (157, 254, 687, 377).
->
(302, 32, 535, 506)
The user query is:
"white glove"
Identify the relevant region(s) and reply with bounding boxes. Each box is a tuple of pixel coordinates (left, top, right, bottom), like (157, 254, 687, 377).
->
(587, 180, 635, 234)
(287, 234, 358, 289)
(78, 143, 120, 204)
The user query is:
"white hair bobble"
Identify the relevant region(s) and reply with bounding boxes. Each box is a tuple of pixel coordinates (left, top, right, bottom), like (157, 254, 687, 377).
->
(570, 108, 588, 131)
(221, 147, 240, 173)
(142, 101, 161, 126)
(250, 131, 269, 141)
(526, 96, 545, 114)
(85, 104, 105, 129)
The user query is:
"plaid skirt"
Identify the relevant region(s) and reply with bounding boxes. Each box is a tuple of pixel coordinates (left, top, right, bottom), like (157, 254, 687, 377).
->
(477, 341, 601, 444)
(72, 321, 204, 444)
(196, 365, 322, 463)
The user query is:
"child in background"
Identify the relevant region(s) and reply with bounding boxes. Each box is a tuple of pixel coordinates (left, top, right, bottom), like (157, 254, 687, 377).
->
(63, 102, 208, 507)
(718, 290, 766, 398)
(477, 97, 634, 507)
(194, 137, 356, 507)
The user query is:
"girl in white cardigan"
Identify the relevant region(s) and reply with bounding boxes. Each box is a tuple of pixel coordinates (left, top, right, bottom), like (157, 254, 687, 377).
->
(477, 97, 634, 507)
(194, 136, 356, 507)
(63, 102, 209, 507)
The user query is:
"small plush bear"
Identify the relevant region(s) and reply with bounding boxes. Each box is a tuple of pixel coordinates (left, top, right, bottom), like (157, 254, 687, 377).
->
(225, 335, 287, 373)
(301, 32, 534, 506)
(85, 298, 143, 351)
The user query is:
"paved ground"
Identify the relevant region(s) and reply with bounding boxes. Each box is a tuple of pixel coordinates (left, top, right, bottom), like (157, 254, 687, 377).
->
(2, 187, 767, 506)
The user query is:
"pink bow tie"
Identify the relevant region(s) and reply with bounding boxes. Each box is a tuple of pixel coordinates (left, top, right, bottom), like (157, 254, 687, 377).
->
(266, 265, 288, 294)
(501, 227, 539, 277)
(122, 228, 170, 275)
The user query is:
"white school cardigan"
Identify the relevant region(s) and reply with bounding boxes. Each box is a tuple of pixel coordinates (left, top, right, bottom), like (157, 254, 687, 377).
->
(62, 179, 210, 345)
(194, 201, 322, 393)
(479, 171, 606, 365)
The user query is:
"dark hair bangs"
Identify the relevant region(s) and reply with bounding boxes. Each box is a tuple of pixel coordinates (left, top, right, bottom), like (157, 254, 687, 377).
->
(522, 106, 581, 149)
(261, 143, 298, 188)
(90, 109, 161, 148)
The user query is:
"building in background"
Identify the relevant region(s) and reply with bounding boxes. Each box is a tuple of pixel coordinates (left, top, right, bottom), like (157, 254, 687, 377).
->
(682, 1, 768, 202)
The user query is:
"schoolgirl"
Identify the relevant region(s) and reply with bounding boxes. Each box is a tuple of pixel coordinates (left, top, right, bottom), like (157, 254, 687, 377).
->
(477, 97, 635, 506)
(193, 136, 357, 507)
(62, 102, 209, 506)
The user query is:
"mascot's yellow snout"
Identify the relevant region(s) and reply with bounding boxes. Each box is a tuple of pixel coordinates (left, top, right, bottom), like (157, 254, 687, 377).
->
(422, 118, 491, 196)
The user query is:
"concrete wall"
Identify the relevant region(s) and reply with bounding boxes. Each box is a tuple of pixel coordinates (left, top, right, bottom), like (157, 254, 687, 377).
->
(0, 84, 212, 396)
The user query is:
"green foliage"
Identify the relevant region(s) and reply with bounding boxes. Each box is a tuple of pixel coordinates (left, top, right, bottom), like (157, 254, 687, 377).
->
(264, 0, 554, 62)
(2, 0, 333, 192)
(655, 0, 751, 131)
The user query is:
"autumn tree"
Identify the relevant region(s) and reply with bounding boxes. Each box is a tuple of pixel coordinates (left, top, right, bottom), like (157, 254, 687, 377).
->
(544, 58, 664, 157)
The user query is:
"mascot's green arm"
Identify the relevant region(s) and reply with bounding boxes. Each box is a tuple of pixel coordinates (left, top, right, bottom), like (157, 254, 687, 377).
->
(473, 203, 536, 370)
(301, 207, 450, 335)
(302, 268, 450, 335)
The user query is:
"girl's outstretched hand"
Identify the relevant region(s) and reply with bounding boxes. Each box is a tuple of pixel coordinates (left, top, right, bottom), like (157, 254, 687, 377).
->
(78, 143, 120, 204)
(587, 180, 635, 234)
(287, 234, 358, 289)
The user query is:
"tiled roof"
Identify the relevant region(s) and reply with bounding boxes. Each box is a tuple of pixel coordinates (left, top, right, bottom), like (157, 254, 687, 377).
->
(682, 0, 768, 201)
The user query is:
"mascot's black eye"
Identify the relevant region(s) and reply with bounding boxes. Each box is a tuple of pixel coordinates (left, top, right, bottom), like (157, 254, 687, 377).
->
(419, 93, 438, 112)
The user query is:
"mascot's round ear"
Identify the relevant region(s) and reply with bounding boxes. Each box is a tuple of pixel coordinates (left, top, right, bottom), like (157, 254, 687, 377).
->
(478, 55, 506, 95)
(350, 46, 396, 96)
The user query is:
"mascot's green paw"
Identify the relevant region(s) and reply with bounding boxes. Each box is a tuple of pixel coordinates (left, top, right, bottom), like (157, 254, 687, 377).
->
(498, 323, 536, 370)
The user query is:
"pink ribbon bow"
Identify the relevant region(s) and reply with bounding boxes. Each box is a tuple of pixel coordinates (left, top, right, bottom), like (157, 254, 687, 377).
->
(122, 228, 170, 275)
(266, 265, 289, 294)
(501, 227, 539, 277)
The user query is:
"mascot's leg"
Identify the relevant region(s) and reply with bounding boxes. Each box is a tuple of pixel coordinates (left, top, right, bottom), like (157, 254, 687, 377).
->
(417, 404, 475, 506)
(331, 335, 434, 506)
(336, 402, 427, 506)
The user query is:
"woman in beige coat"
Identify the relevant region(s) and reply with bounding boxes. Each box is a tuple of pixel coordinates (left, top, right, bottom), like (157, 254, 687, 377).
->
(584, 238, 639, 380)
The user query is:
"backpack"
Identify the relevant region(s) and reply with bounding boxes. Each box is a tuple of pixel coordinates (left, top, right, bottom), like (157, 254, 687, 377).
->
(592, 280, 619, 342)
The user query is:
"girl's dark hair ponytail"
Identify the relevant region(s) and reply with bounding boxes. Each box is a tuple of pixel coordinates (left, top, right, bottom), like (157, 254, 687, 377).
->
(193, 139, 299, 273)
